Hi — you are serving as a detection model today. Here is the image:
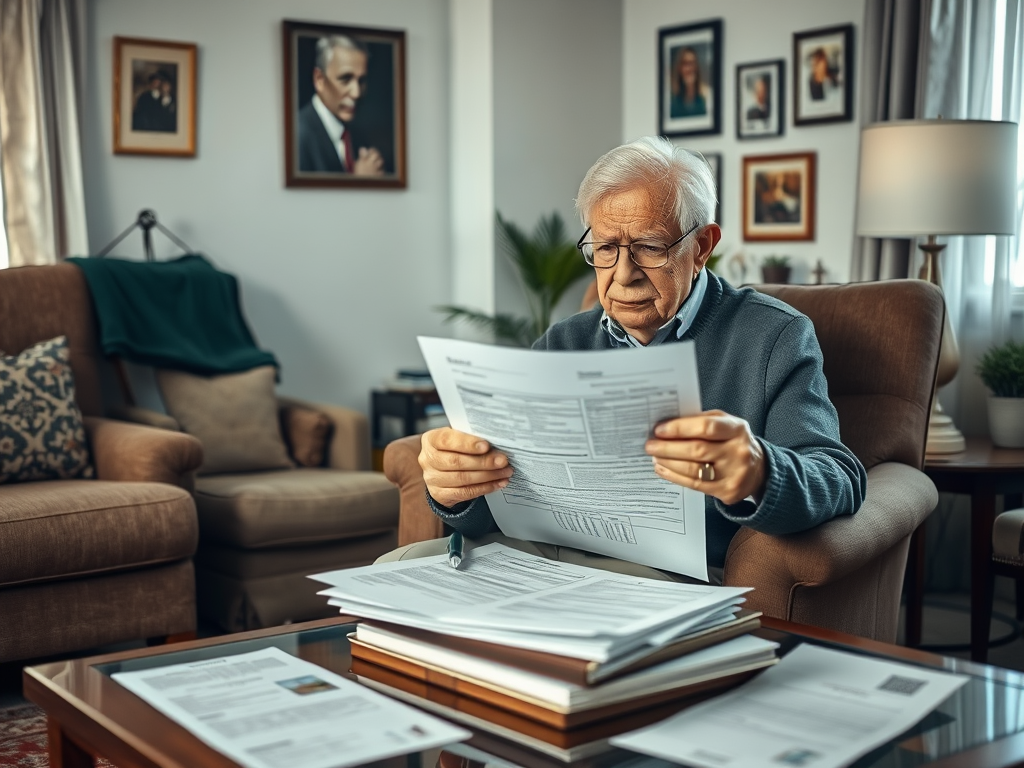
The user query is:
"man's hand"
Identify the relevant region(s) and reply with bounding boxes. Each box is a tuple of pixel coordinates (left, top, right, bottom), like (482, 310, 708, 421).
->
(351, 147, 384, 176)
(419, 428, 513, 509)
(644, 410, 767, 506)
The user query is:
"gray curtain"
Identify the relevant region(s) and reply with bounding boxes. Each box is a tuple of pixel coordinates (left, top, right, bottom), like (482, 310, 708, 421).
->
(0, 0, 88, 267)
(851, 0, 932, 281)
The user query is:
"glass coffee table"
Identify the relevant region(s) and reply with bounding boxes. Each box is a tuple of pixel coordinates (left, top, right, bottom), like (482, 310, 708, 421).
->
(23, 616, 1024, 768)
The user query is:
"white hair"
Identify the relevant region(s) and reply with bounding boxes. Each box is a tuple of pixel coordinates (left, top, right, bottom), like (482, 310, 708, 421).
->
(575, 136, 717, 233)
(315, 35, 367, 71)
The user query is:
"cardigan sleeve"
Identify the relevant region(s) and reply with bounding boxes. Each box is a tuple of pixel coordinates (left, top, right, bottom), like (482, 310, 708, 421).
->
(713, 314, 867, 534)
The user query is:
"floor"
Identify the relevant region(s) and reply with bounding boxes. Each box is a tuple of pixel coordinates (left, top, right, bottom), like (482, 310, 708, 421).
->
(2, 591, 1022, 711)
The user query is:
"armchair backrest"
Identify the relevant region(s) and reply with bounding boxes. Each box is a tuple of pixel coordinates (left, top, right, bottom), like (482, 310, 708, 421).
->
(755, 280, 944, 471)
(0, 263, 106, 416)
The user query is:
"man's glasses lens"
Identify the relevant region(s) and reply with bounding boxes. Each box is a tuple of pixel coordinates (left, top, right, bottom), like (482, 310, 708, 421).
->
(580, 242, 670, 268)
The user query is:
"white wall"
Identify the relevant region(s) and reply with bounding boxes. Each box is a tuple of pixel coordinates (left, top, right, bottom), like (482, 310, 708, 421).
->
(492, 0, 623, 323)
(83, 0, 452, 413)
(623, 0, 866, 284)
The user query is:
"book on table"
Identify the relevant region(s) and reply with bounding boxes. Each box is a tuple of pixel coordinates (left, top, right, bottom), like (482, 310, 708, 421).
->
(349, 630, 778, 728)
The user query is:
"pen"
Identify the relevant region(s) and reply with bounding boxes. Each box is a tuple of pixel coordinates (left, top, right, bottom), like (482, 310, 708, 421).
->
(446, 531, 464, 570)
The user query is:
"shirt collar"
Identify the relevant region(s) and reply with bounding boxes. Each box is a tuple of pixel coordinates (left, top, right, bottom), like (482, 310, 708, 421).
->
(311, 94, 346, 144)
(600, 267, 708, 348)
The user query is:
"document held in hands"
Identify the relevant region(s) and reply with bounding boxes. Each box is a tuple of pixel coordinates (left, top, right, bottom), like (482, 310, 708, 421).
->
(418, 337, 708, 580)
(611, 643, 970, 768)
(112, 647, 469, 768)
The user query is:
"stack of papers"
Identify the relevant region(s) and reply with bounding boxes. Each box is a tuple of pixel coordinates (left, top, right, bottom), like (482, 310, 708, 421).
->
(310, 542, 750, 662)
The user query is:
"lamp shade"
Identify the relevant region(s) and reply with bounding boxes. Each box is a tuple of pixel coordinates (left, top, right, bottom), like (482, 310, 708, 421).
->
(856, 119, 1018, 238)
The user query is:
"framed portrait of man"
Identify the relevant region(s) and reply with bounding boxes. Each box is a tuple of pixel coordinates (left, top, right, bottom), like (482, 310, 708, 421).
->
(736, 59, 784, 139)
(742, 152, 816, 241)
(283, 20, 407, 189)
(793, 24, 854, 126)
(658, 19, 723, 138)
(113, 37, 197, 157)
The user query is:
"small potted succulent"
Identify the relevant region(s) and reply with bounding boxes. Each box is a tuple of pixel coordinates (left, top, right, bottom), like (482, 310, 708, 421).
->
(760, 255, 791, 284)
(975, 340, 1024, 448)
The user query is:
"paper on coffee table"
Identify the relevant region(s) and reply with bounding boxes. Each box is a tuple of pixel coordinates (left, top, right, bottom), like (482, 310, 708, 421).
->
(418, 336, 708, 581)
(112, 647, 468, 768)
(611, 643, 969, 768)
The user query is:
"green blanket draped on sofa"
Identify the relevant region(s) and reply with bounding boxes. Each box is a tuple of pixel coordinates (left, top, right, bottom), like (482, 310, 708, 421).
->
(68, 254, 277, 375)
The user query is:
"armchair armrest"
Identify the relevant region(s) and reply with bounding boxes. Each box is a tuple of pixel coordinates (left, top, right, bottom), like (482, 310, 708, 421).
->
(84, 416, 203, 492)
(383, 434, 444, 546)
(724, 462, 937, 635)
(108, 404, 182, 432)
(277, 397, 370, 472)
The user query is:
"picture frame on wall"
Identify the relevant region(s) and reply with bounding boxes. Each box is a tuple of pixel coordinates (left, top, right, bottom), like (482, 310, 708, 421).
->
(701, 151, 722, 224)
(658, 20, 723, 138)
(113, 37, 197, 157)
(742, 152, 816, 241)
(283, 19, 407, 189)
(792, 24, 854, 126)
(736, 59, 784, 139)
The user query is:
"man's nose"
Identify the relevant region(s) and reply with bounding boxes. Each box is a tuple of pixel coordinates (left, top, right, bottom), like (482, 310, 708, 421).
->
(612, 248, 643, 283)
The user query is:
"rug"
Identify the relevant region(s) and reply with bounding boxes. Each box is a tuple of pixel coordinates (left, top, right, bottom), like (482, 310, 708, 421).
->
(0, 702, 115, 767)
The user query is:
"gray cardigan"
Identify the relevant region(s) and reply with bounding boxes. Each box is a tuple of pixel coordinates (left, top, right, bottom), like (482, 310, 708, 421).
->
(428, 272, 867, 568)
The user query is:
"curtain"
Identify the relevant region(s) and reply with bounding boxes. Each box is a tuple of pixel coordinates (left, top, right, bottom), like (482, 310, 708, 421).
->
(0, 0, 88, 267)
(918, 0, 1024, 594)
(852, 0, 933, 281)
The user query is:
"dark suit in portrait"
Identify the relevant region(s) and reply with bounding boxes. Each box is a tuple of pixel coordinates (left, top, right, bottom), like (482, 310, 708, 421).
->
(132, 92, 176, 133)
(297, 102, 345, 172)
(296, 101, 394, 174)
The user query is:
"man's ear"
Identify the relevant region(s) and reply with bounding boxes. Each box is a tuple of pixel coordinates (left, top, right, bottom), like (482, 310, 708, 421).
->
(312, 67, 325, 90)
(694, 223, 722, 270)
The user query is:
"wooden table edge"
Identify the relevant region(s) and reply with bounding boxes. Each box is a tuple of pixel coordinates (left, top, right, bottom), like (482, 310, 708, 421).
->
(23, 615, 1024, 768)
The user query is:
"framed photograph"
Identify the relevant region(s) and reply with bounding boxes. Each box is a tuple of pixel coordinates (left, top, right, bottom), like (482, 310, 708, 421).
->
(283, 20, 406, 189)
(113, 37, 197, 157)
(742, 152, 816, 241)
(658, 20, 722, 138)
(702, 152, 722, 224)
(736, 59, 784, 139)
(793, 24, 854, 126)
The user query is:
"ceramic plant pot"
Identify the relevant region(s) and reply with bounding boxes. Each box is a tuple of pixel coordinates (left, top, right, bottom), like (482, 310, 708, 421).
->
(760, 266, 791, 284)
(988, 396, 1024, 448)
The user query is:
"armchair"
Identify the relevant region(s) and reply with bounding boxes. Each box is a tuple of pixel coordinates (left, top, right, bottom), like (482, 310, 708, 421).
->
(0, 264, 201, 663)
(119, 395, 399, 633)
(383, 280, 945, 643)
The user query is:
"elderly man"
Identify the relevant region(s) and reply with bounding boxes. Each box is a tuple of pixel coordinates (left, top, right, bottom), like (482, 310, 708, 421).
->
(388, 136, 866, 584)
(297, 35, 387, 175)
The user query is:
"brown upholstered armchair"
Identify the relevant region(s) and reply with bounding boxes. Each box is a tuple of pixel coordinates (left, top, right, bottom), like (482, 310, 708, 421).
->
(0, 264, 201, 663)
(383, 280, 945, 643)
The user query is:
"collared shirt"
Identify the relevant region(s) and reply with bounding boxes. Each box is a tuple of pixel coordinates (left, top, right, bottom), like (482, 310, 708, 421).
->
(311, 94, 350, 168)
(600, 267, 708, 347)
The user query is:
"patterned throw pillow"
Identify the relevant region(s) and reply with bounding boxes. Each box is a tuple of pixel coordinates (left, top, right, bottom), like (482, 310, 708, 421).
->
(0, 336, 95, 484)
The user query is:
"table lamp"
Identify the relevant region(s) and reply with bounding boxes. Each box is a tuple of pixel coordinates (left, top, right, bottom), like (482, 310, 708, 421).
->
(856, 119, 1018, 454)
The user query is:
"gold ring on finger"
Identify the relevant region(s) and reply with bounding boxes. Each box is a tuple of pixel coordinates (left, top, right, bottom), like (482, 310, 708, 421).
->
(697, 462, 716, 482)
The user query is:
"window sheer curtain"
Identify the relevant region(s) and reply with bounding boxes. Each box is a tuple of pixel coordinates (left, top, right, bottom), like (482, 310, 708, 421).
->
(0, 0, 88, 267)
(923, 0, 1024, 437)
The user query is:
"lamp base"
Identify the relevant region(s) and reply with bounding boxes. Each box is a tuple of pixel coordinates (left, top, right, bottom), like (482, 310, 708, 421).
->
(926, 409, 966, 454)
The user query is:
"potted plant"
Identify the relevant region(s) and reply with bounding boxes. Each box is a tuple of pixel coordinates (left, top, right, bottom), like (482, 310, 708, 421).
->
(436, 212, 593, 347)
(976, 340, 1024, 448)
(760, 255, 791, 284)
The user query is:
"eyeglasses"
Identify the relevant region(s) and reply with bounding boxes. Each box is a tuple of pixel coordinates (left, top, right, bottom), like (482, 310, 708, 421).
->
(576, 221, 702, 269)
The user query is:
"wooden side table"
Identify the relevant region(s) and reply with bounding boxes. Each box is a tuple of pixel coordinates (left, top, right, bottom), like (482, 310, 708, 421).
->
(914, 437, 1024, 662)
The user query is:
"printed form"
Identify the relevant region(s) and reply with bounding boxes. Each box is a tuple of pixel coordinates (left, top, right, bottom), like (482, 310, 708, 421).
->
(611, 643, 969, 768)
(112, 647, 469, 768)
(418, 337, 707, 580)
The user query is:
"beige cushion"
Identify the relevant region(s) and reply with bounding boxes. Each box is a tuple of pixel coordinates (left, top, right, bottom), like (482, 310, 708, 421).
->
(194, 467, 399, 548)
(0, 479, 198, 586)
(157, 366, 294, 475)
(993, 507, 1024, 565)
(196, 532, 397, 579)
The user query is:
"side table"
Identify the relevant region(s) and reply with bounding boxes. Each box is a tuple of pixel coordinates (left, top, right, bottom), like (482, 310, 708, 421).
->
(370, 389, 442, 470)
(912, 437, 1024, 662)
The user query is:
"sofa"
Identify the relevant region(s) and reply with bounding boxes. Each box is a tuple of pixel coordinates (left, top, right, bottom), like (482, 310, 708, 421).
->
(0, 264, 202, 662)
